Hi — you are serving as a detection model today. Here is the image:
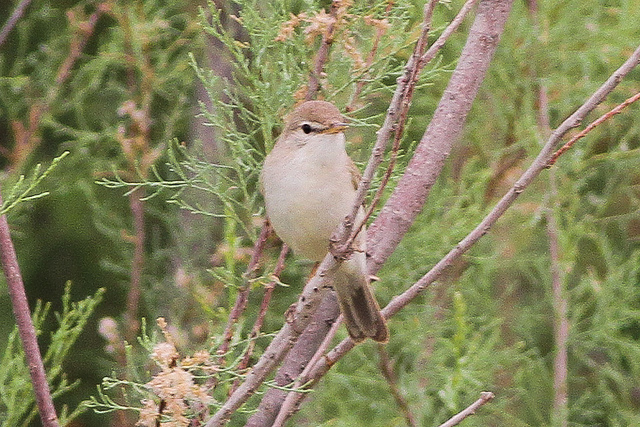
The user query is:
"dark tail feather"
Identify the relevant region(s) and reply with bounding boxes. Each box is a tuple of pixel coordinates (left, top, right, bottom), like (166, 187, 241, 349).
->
(334, 266, 388, 343)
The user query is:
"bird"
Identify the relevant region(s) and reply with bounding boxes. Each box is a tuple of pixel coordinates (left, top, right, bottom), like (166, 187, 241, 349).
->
(260, 100, 388, 343)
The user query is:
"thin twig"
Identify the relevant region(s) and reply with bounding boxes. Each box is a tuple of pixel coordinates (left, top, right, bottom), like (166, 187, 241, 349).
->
(306, 0, 341, 100)
(7, 4, 107, 170)
(378, 346, 418, 427)
(437, 392, 495, 427)
(0, 0, 33, 48)
(419, 0, 479, 66)
(546, 177, 569, 427)
(546, 91, 640, 167)
(230, 243, 289, 394)
(0, 185, 60, 427)
(345, 0, 396, 112)
(124, 188, 146, 343)
(217, 220, 274, 362)
(527, 0, 570, 419)
(382, 42, 640, 330)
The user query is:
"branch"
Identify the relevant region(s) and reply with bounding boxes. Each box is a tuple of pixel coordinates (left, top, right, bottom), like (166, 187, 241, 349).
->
(345, 0, 397, 112)
(353, 0, 479, 246)
(377, 346, 418, 427)
(546, 90, 640, 167)
(270, 313, 342, 427)
(546, 179, 569, 427)
(380, 41, 640, 331)
(217, 220, 273, 362)
(437, 392, 495, 427)
(243, 293, 341, 427)
(0, 185, 60, 427)
(204, 251, 341, 426)
(367, 0, 514, 273)
(230, 243, 289, 394)
(7, 4, 107, 170)
(305, 0, 341, 100)
(529, 1, 569, 422)
(0, 0, 33, 48)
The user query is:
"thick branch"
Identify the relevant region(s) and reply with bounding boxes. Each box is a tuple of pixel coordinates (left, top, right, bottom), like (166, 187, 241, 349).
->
(367, 0, 514, 273)
(0, 186, 60, 427)
(256, 294, 341, 427)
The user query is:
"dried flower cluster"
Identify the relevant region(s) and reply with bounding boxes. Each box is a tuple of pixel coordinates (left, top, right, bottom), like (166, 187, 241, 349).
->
(274, 0, 390, 74)
(137, 318, 215, 427)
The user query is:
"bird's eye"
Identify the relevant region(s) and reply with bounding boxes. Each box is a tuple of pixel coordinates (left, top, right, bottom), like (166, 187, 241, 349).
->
(301, 123, 313, 134)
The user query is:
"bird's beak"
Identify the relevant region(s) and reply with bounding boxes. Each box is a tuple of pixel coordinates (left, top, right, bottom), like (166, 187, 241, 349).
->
(322, 122, 349, 134)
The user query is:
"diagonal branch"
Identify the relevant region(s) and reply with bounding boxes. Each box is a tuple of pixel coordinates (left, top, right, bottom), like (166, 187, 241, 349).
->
(438, 392, 495, 427)
(351, 0, 479, 249)
(0, 186, 60, 427)
(546, 90, 640, 167)
(217, 220, 274, 363)
(305, 0, 341, 100)
(367, 0, 514, 273)
(204, 250, 342, 426)
(0, 0, 33, 48)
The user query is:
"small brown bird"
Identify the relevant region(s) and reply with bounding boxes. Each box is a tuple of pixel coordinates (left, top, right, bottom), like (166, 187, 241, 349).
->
(260, 100, 388, 343)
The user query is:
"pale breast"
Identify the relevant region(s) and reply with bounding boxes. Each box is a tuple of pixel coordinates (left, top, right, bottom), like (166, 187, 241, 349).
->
(261, 145, 356, 261)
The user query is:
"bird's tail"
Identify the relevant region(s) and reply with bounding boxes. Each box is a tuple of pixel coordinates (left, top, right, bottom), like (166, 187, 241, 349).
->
(333, 255, 388, 343)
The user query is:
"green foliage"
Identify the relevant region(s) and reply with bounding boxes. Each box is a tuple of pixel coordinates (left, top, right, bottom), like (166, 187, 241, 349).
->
(0, 151, 69, 216)
(0, 284, 104, 427)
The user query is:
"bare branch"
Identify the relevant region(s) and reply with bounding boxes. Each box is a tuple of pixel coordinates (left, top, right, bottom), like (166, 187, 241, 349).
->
(346, 0, 398, 112)
(546, 180, 569, 427)
(0, 0, 33, 48)
(204, 251, 341, 426)
(378, 346, 418, 427)
(529, 0, 569, 418)
(306, 0, 342, 100)
(270, 314, 342, 427)
(230, 243, 289, 394)
(546, 90, 640, 167)
(437, 392, 495, 427)
(244, 293, 341, 427)
(217, 220, 274, 362)
(0, 185, 60, 427)
(353, 0, 479, 247)
(6, 4, 107, 170)
(367, 0, 514, 273)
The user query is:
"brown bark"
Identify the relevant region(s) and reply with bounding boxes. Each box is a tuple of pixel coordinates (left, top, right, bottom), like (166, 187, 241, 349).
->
(368, 0, 515, 273)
